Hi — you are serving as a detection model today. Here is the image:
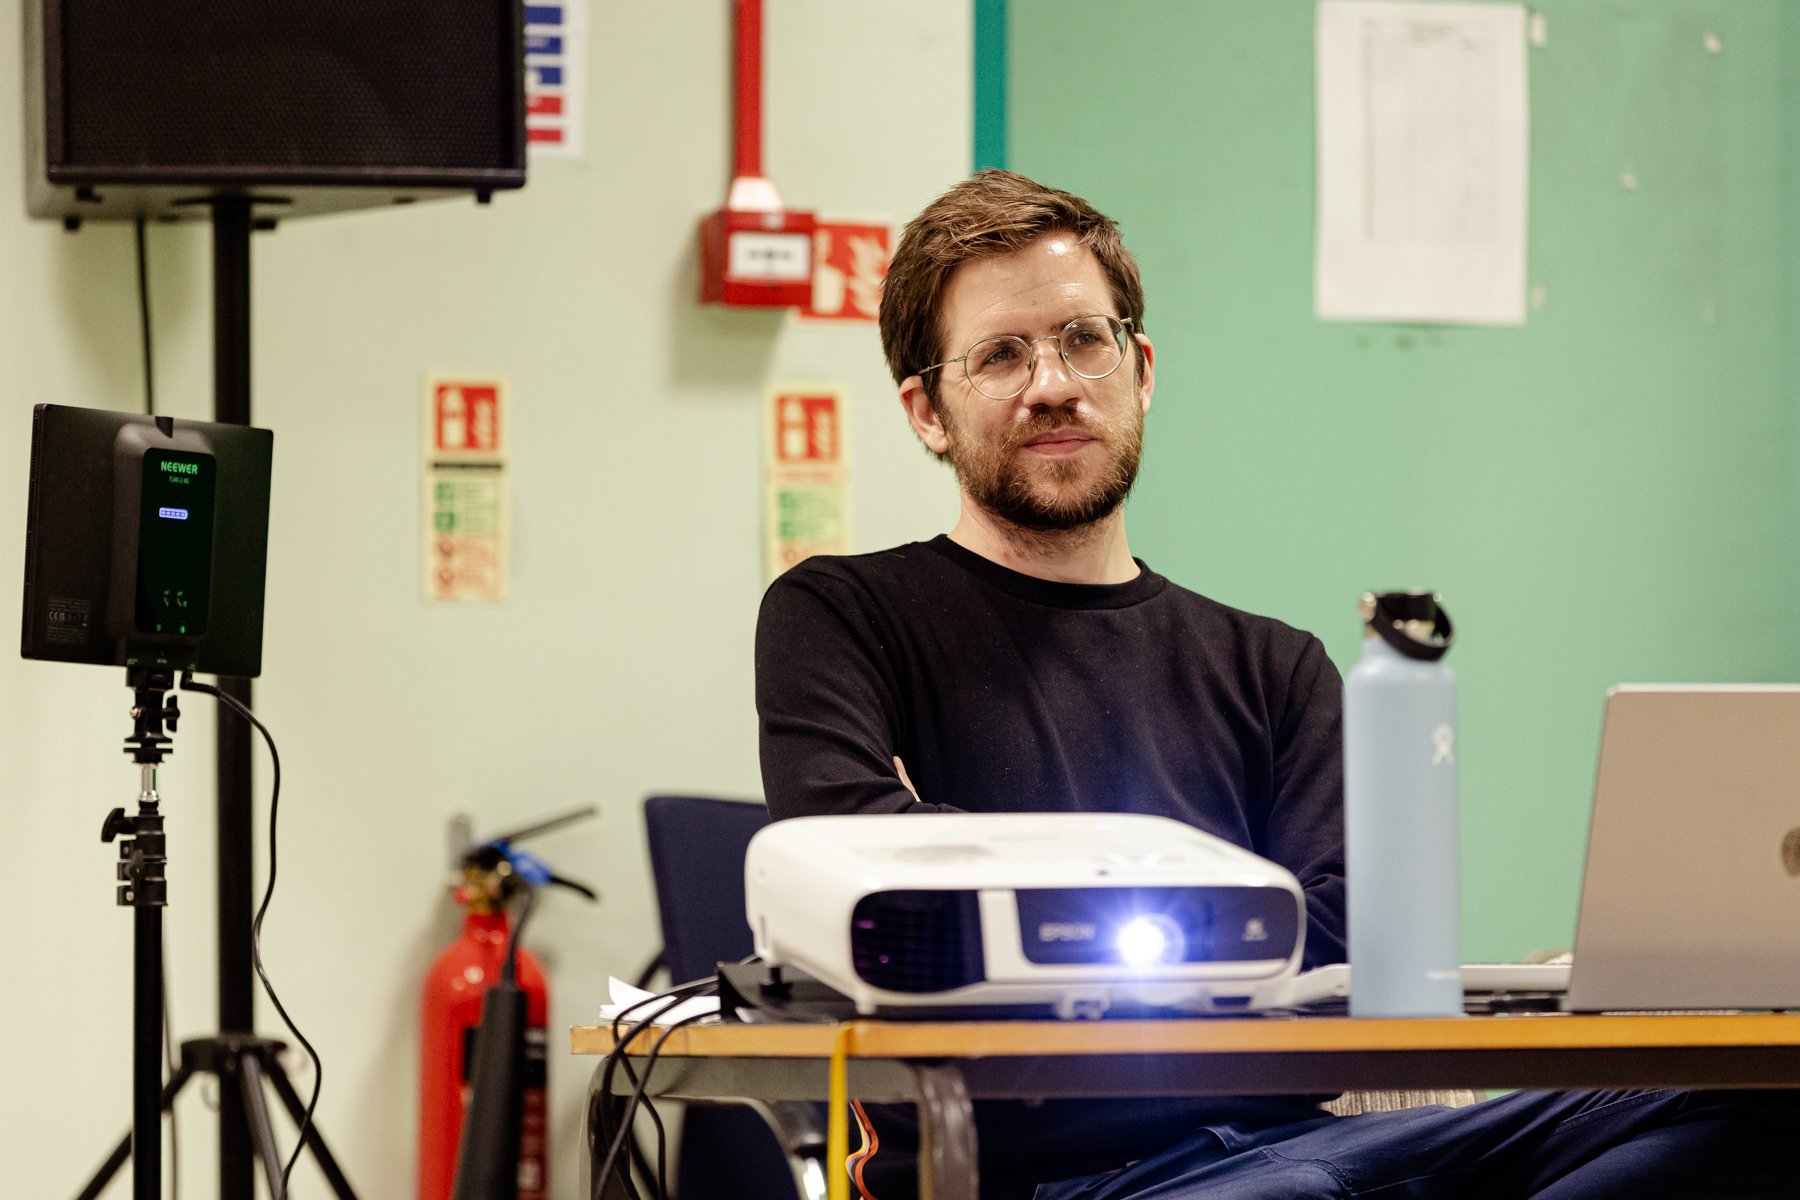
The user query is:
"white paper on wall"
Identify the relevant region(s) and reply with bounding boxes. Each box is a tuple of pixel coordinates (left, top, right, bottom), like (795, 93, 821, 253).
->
(1314, 0, 1529, 325)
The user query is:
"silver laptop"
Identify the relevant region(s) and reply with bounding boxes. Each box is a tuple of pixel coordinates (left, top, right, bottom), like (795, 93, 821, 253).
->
(1562, 684, 1800, 1012)
(1289, 684, 1800, 1012)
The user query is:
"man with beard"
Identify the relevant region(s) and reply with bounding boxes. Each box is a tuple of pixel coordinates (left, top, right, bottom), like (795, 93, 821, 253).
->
(754, 171, 1794, 1200)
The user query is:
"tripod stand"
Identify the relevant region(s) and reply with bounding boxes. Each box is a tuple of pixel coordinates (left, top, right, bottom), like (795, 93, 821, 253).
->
(77, 1037, 359, 1200)
(75, 666, 358, 1200)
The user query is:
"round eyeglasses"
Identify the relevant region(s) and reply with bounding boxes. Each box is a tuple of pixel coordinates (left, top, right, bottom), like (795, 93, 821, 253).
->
(919, 314, 1136, 401)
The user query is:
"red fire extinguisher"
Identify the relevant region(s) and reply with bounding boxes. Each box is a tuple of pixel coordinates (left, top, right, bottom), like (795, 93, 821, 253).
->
(419, 809, 597, 1200)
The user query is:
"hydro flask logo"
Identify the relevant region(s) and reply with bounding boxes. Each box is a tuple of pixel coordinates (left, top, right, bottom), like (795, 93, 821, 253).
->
(1431, 724, 1455, 766)
(1782, 829, 1800, 878)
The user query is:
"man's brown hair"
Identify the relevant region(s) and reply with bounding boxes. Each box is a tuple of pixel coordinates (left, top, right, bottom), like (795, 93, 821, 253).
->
(878, 169, 1146, 402)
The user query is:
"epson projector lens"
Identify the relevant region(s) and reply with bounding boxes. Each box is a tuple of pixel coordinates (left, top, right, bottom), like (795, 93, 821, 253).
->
(1015, 886, 1299, 967)
(846, 885, 1301, 995)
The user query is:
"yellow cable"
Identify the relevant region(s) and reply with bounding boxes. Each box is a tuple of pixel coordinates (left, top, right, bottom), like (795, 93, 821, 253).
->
(828, 1021, 854, 1200)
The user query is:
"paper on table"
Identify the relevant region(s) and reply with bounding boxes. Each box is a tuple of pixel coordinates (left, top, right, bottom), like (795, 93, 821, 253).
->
(1314, 0, 1529, 325)
(598, 976, 721, 1026)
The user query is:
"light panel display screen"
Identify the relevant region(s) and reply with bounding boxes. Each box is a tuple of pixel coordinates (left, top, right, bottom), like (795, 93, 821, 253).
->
(134, 449, 217, 637)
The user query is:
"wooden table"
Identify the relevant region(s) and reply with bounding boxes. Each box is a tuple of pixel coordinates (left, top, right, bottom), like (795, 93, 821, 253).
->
(575, 1013, 1800, 1200)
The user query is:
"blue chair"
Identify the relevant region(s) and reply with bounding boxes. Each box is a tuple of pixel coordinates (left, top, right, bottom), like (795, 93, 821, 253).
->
(642, 795, 825, 1200)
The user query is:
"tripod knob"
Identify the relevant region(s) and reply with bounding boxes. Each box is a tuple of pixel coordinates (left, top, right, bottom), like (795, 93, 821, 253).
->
(165, 696, 181, 732)
(101, 807, 130, 843)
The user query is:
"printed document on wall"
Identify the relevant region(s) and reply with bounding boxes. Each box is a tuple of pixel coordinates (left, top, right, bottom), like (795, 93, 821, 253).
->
(1314, 1, 1528, 325)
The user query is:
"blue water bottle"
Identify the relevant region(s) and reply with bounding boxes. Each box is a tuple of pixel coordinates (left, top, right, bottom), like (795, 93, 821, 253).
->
(1344, 590, 1462, 1017)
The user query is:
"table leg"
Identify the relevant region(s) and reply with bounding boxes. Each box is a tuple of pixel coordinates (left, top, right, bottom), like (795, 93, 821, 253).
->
(757, 1100, 831, 1200)
(911, 1064, 977, 1200)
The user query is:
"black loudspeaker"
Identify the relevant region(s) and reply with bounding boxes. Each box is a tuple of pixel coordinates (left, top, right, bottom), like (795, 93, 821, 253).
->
(24, 0, 527, 223)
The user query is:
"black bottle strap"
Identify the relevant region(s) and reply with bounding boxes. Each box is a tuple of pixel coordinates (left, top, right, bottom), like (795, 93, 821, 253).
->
(1369, 593, 1454, 662)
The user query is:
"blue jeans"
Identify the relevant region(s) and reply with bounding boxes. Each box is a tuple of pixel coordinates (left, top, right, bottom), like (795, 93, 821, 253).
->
(1032, 1090, 1800, 1199)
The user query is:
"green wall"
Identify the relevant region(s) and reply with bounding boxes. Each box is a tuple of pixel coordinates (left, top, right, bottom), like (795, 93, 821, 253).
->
(1007, 0, 1800, 959)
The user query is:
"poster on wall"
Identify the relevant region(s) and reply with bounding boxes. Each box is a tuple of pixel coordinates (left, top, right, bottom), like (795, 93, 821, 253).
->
(423, 375, 509, 604)
(802, 220, 891, 322)
(1314, 0, 1528, 325)
(764, 386, 851, 582)
(525, 1, 586, 156)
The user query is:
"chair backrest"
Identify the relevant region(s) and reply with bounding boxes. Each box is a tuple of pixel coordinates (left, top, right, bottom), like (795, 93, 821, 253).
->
(643, 794, 770, 984)
(642, 796, 808, 1200)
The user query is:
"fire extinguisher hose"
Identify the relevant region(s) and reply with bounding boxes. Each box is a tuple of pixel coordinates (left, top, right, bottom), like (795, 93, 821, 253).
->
(450, 981, 528, 1200)
(502, 886, 539, 982)
(450, 889, 539, 1200)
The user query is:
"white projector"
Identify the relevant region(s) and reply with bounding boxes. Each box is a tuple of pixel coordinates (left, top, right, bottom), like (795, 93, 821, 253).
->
(744, 813, 1307, 1018)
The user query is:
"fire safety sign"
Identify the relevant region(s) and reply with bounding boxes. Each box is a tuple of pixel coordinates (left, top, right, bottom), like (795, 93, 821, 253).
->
(764, 386, 851, 581)
(424, 375, 509, 603)
(802, 220, 890, 322)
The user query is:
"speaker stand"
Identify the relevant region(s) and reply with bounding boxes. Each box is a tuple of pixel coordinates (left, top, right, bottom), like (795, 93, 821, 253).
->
(212, 189, 262, 1200)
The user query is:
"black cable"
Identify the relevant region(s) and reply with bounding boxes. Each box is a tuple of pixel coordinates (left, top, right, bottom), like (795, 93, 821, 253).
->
(501, 885, 538, 983)
(600, 986, 710, 1200)
(134, 216, 155, 415)
(615, 1042, 670, 1200)
(596, 981, 718, 1200)
(651, 1098, 670, 1200)
(629, 1058, 670, 1200)
(596, 1009, 716, 1195)
(600, 992, 685, 1200)
(602, 980, 716, 1129)
(596, 983, 712, 1200)
(179, 674, 320, 1198)
(621, 958, 769, 1199)
(598, 997, 692, 1200)
(616, 949, 673, 1198)
(615, 1055, 667, 1199)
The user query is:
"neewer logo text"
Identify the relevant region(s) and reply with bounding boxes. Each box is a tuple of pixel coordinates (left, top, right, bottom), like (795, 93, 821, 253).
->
(161, 461, 198, 475)
(1037, 922, 1098, 943)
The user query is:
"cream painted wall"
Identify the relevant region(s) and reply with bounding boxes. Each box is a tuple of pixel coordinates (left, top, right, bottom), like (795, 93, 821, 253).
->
(0, 2, 969, 1196)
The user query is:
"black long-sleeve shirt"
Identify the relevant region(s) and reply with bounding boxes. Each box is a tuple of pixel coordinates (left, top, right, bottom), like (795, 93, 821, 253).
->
(754, 536, 1347, 1197)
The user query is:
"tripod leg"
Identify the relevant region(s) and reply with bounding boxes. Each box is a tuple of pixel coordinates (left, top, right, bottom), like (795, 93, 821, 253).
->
(264, 1055, 361, 1200)
(235, 1052, 287, 1196)
(75, 1133, 132, 1200)
(74, 1062, 197, 1200)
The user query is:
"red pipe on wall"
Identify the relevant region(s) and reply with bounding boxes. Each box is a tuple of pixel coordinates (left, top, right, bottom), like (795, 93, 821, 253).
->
(734, 0, 763, 179)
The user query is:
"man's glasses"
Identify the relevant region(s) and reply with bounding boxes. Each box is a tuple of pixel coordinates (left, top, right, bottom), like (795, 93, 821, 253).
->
(919, 314, 1136, 401)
